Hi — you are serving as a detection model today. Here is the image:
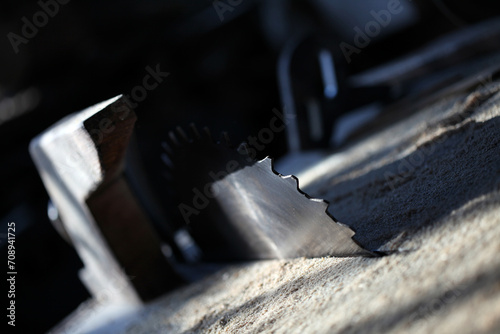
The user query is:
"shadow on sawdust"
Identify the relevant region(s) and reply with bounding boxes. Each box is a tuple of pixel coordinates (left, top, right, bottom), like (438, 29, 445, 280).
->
(329, 115, 500, 250)
(335, 262, 500, 334)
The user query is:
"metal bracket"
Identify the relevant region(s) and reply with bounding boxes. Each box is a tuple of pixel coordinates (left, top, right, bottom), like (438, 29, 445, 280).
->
(30, 96, 182, 303)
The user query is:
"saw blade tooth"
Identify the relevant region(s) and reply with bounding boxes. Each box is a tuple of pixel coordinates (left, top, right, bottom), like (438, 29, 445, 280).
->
(168, 131, 181, 147)
(310, 197, 330, 212)
(176, 126, 191, 143)
(258, 156, 273, 169)
(308, 197, 327, 204)
(220, 131, 231, 146)
(189, 123, 202, 139)
(203, 127, 213, 141)
(277, 168, 330, 210)
(281, 174, 298, 188)
(257, 155, 374, 257)
(161, 153, 174, 169)
(161, 141, 173, 155)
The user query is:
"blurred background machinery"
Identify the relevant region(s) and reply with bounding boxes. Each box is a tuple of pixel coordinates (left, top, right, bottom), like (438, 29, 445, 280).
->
(2, 0, 500, 332)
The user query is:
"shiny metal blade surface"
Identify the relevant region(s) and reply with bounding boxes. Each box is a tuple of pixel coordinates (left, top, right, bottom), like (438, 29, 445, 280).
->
(212, 157, 375, 258)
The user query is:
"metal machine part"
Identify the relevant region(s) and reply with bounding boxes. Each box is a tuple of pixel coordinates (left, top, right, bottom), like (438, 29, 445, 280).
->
(278, 36, 345, 152)
(162, 125, 375, 260)
(30, 96, 182, 304)
(277, 35, 391, 152)
(210, 156, 375, 258)
(275, 18, 500, 178)
(30, 94, 375, 312)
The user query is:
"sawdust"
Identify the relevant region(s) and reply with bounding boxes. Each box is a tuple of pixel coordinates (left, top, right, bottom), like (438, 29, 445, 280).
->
(124, 82, 500, 333)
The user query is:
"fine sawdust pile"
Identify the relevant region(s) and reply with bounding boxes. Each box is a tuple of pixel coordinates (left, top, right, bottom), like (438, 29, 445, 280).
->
(125, 80, 500, 333)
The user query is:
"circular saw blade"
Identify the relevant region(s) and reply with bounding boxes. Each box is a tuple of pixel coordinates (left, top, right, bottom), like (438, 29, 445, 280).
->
(162, 124, 375, 260)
